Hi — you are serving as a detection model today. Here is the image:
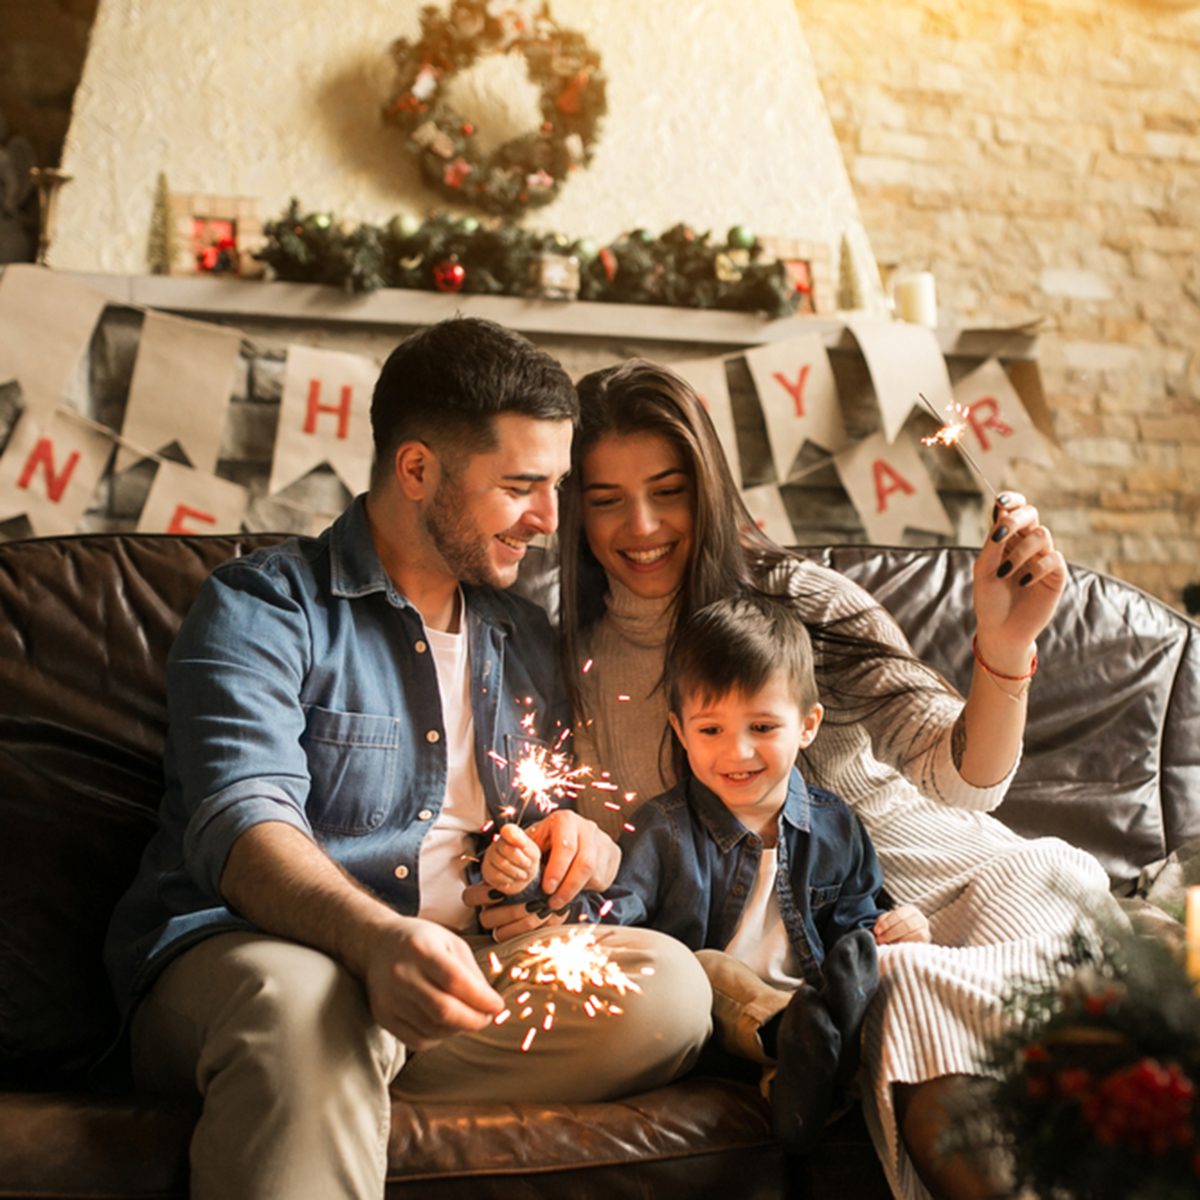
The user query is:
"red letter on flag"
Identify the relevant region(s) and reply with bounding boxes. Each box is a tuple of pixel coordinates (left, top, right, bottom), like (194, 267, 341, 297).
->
(872, 459, 916, 513)
(773, 366, 812, 417)
(303, 380, 352, 440)
(16, 438, 81, 503)
(966, 397, 1013, 453)
(166, 504, 218, 534)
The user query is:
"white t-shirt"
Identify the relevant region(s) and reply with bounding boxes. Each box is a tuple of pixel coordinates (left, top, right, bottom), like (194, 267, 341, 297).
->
(416, 616, 487, 931)
(722, 847, 804, 989)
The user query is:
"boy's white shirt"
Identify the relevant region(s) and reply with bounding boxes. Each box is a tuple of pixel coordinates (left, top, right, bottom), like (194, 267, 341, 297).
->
(722, 846, 804, 989)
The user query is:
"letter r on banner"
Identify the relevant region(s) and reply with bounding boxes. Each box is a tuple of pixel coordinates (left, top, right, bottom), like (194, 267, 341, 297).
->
(17, 438, 80, 504)
(966, 397, 1013, 453)
(304, 380, 353, 440)
(166, 504, 218, 534)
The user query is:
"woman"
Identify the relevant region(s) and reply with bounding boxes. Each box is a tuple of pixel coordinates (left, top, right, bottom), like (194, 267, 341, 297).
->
(557, 359, 1119, 1200)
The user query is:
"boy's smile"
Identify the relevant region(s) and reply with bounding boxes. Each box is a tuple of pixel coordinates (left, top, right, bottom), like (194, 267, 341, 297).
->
(669, 671, 823, 839)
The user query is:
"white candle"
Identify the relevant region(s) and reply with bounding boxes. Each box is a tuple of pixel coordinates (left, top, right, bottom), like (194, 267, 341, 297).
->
(893, 272, 938, 327)
(1187, 886, 1200, 984)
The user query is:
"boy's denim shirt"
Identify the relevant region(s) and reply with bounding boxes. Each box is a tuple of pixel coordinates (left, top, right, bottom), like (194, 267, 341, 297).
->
(574, 767, 884, 986)
(104, 496, 569, 1016)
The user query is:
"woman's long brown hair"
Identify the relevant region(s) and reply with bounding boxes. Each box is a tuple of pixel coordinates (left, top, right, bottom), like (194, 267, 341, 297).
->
(558, 358, 953, 739)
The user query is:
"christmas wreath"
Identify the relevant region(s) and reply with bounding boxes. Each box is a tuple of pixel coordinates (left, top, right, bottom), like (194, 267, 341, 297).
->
(383, 0, 607, 216)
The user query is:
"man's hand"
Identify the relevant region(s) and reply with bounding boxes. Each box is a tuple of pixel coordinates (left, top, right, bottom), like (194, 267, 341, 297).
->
(481, 822, 541, 894)
(526, 809, 620, 908)
(364, 916, 505, 1051)
(874, 904, 932, 946)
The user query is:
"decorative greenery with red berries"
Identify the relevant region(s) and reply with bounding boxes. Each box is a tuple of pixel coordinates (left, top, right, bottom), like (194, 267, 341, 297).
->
(961, 924, 1200, 1200)
(383, 0, 606, 215)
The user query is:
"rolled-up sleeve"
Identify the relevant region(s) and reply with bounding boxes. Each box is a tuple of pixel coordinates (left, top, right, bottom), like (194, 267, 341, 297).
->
(167, 560, 316, 900)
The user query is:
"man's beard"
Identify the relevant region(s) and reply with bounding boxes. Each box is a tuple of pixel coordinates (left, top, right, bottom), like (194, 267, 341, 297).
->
(423, 470, 516, 588)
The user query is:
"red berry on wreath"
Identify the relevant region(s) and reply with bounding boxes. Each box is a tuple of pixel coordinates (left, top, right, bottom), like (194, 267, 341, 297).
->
(598, 247, 617, 283)
(462, 122, 475, 136)
(433, 258, 465, 293)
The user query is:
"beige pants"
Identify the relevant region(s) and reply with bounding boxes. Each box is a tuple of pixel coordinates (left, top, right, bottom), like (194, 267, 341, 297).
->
(132, 926, 711, 1200)
(695, 948, 792, 1069)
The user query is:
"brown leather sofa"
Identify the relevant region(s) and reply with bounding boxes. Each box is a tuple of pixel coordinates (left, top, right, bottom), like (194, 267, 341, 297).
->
(2, 532, 1197, 1199)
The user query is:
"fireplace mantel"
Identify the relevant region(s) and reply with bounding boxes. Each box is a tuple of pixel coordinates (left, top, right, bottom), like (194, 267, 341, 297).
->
(64, 273, 1041, 361)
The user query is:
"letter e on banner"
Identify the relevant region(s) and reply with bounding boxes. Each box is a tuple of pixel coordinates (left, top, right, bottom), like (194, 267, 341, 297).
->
(138, 460, 249, 535)
(166, 504, 218, 534)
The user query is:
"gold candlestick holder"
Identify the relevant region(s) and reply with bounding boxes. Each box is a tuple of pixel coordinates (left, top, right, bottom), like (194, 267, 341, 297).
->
(29, 167, 73, 267)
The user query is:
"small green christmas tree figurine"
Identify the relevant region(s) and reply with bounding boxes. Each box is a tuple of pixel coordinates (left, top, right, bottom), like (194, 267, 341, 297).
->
(836, 231, 864, 311)
(147, 171, 174, 275)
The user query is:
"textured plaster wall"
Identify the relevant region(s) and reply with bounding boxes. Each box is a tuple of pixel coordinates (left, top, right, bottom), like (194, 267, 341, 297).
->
(52, 0, 881, 297)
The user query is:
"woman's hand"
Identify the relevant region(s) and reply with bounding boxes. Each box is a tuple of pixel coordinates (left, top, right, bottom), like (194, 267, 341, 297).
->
(480, 823, 541, 894)
(874, 904, 931, 945)
(973, 492, 1067, 671)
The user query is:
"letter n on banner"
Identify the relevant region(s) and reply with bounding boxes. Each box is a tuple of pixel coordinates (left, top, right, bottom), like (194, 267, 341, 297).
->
(137, 459, 249, 534)
(744, 333, 846, 483)
(833, 430, 953, 544)
(269, 345, 377, 497)
(0, 410, 114, 536)
(668, 357, 741, 487)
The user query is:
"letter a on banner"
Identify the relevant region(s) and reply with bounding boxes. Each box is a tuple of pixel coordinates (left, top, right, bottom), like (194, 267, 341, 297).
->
(116, 311, 243, 474)
(833, 430, 953, 544)
(0, 265, 108, 423)
(949, 358, 1052, 490)
(137, 459, 249, 535)
(269, 345, 376, 497)
(669, 357, 741, 487)
(0, 410, 114, 536)
(745, 333, 846, 482)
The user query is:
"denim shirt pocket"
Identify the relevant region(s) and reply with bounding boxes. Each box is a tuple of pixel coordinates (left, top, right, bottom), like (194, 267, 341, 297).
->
(809, 882, 843, 914)
(302, 706, 399, 835)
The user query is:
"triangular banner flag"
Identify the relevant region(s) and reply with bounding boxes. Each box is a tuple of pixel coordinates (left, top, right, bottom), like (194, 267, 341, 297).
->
(0, 409, 113, 536)
(0, 265, 108, 423)
(846, 318, 954, 443)
(268, 344, 376, 496)
(740, 483, 795, 547)
(669, 357, 742, 487)
(948, 358, 1053, 490)
(834, 430, 953, 544)
(116, 311, 242, 474)
(136, 459, 249, 534)
(745, 333, 846, 481)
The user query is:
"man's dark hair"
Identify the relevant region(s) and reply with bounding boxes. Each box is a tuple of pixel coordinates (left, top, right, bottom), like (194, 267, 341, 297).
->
(370, 317, 578, 485)
(666, 595, 820, 717)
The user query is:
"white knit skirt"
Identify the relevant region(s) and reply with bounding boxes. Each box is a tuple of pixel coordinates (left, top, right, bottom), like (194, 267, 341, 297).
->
(857, 803, 1118, 1200)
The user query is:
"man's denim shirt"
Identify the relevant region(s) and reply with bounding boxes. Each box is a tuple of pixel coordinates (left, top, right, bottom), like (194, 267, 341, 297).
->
(574, 767, 884, 986)
(104, 496, 569, 1016)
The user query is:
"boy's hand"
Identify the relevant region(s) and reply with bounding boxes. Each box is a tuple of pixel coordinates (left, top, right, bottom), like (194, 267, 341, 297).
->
(874, 904, 931, 945)
(481, 822, 541, 894)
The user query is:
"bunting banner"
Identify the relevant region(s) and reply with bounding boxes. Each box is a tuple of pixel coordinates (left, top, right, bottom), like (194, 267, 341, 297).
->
(740, 483, 795, 547)
(136, 459, 250, 535)
(116, 311, 242, 474)
(744, 332, 846, 481)
(669, 357, 742, 487)
(833, 430, 953, 544)
(0, 264, 108, 423)
(846, 317, 954, 443)
(0, 409, 114, 536)
(268, 344, 376, 497)
(948, 358, 1054, 488)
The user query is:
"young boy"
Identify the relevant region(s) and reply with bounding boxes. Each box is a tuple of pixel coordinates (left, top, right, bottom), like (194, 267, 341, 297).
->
(482, 595, 930, 1152)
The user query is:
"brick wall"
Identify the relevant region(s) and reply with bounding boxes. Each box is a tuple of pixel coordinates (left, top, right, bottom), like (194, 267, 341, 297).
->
(799, 0, 1200, 611)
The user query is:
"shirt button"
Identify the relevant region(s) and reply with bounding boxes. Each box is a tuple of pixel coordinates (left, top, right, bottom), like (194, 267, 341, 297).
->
(394, 865, 409, 880)
(417, 809, 433, 821)
(732, 883, 746, 897)
(414, 640, 428, 653)
(426, 729, 440, 743)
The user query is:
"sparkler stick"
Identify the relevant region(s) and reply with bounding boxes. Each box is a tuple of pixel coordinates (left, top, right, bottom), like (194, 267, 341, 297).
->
(917, 392, 999, 498)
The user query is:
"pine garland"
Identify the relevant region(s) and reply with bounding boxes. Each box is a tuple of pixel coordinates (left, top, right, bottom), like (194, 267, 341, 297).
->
(257, 201, 803, 318)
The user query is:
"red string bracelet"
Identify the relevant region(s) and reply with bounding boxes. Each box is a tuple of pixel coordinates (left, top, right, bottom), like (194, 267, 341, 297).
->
(971, 635, 1038, 681)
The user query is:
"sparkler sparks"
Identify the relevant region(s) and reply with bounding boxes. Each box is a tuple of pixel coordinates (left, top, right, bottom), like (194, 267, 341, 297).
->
(917, 392, 999, 497)
(511, 744, 591, 817)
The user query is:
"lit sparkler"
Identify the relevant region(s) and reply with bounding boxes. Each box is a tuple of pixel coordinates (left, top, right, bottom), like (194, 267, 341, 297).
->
(917, 392, 999, 497)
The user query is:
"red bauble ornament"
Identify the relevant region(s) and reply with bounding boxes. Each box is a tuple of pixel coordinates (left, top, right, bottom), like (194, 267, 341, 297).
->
(598, 247, 617, 283)
(433, 258, 466, 293)
(461, 122, 475, 136)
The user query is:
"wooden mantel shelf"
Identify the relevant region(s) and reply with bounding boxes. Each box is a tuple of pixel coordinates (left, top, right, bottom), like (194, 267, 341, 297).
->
(62, 272, 1041, 361)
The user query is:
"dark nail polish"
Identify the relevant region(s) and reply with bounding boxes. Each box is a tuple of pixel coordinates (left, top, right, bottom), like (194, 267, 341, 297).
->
(526, 900, 552, 916)
(991, 504, 998, 524)
(996, 561, 1013, 579)
(991, 526, 1008, 542)
(487, 888, 505, 901)
(1019, 573, 1033, 587)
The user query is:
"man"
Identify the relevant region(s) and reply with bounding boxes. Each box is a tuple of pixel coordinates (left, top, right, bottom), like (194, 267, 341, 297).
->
(105, 318, 711, 1200)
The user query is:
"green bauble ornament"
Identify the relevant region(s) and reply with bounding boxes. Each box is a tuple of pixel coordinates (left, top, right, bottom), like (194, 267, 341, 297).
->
(727, 224, 754, 249)
(630, 228, 653, 244)
(457, 216, 480, 235)
(390, 213, 422, 239)
(574, 236, 598, 260)
(311, 212, 333, 230)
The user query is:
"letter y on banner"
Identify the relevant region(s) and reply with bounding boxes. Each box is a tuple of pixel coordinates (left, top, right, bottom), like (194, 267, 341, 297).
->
(745, 333, 846, 482)
(834, 430, 953, 544)
(668, 357, 742, 487)
(0, 410, 113, 536)
(137, 459, 249, 534)
(269, 345, 376, 496)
